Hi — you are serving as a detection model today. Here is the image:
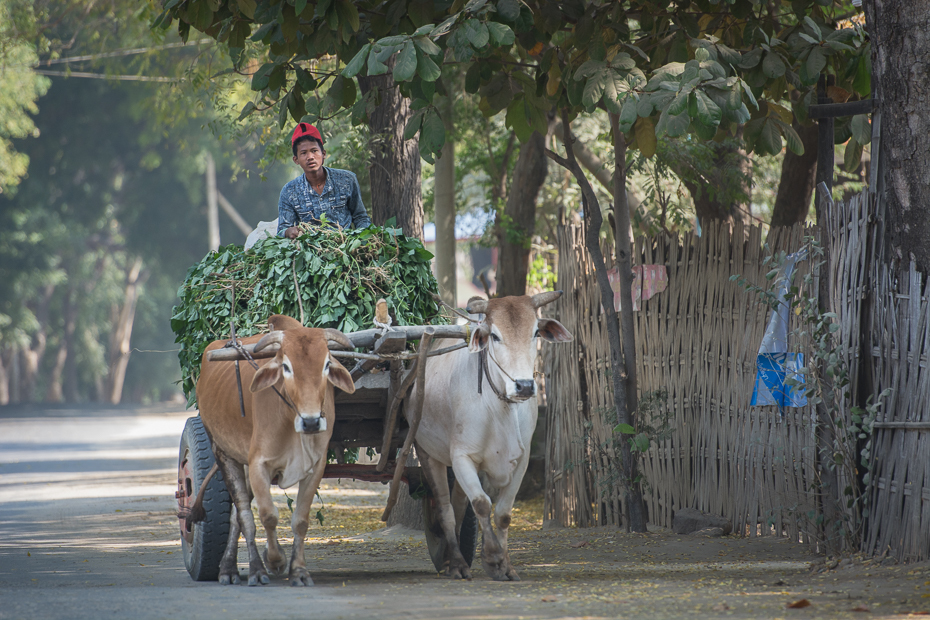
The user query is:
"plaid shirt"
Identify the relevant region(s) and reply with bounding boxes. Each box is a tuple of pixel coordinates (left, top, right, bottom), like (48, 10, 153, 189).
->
(276, 167, 371, 235)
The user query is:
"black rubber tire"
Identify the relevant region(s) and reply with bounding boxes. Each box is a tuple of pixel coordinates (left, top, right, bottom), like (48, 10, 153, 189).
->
(423, 469, 478, 572)
(178, 416, 231, 582)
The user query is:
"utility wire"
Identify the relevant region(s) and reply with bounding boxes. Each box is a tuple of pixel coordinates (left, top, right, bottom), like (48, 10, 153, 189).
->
(33, 69, 183, 82)
(29, 39, 212, 68)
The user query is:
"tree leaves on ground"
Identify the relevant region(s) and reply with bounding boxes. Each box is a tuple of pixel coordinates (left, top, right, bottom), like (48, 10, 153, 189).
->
(171, 224, 443, 406)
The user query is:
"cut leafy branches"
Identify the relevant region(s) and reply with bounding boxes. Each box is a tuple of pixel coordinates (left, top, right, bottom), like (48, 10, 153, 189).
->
(171, 224, 442, 405)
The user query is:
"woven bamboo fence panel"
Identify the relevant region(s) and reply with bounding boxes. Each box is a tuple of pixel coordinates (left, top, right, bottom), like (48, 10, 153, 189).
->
(543, 218, 827, 543)
(818, 191, 875, 541)
(866, 259, 930, 561)
(543, 189, 930, 562)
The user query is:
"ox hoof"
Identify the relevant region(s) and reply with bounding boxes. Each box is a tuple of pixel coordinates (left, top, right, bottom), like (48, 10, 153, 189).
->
(247, 573, 270, 586)
(447, 562, 472, 580)
(482, 558, 519, 582)
(218, 572, 240, 586)
(263, 548, 287, 576)
(289, 572, 314, 587)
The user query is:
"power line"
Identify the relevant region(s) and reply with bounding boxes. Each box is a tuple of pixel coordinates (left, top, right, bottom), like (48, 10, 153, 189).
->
(31, 39, 212, 68)
(33, 69, 183, 82)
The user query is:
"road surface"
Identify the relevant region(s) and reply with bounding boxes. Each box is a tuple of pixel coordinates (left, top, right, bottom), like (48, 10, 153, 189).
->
(1, 403, 927, 620)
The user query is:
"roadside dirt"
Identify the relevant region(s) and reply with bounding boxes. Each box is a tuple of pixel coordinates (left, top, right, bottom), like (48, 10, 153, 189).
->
(283, 481, 930, 618)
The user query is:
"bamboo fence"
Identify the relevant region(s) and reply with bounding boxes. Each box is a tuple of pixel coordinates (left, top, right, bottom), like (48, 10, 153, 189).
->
(544, 189, 930, 561)
(543, 218, 826, 542)
(866, 259, 930, 561)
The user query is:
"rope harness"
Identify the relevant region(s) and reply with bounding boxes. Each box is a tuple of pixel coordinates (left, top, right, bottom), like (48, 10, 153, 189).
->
(477, 338, 522, 405)
(223, 337, 298, 417)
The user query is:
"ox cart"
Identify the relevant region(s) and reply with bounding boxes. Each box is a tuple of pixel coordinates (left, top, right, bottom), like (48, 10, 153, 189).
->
(175, 322, 478, 582)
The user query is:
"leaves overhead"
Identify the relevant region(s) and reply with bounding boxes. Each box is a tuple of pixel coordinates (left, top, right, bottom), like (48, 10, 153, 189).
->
(157, 0, 871, 160)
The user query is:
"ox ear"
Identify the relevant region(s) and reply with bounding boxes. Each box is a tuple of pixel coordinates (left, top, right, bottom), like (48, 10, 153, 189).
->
(250, 360, 282, 392)
(468, 323, 490, 353)
(325, 356, 356, 394)
(538, 318, 573, 343)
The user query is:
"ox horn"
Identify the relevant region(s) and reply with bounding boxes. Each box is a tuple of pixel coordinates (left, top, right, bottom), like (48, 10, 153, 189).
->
(465, 296, 488, 315)
(254, 330, 285, 353)
(323, 328, 354, 351)
(531, 290, 563, 309)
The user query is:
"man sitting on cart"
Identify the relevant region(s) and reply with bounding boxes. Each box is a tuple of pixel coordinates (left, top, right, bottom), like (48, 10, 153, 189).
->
(277, 122, 371, 239)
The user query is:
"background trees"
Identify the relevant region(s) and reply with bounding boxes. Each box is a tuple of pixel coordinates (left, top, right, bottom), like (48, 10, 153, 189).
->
(2, 0, 897, 413)
(0, 0, 292, 403)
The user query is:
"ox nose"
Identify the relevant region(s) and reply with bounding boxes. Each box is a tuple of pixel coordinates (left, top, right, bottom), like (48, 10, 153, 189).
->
(514, 380, 535, 398)
(295, 414, 327, 434)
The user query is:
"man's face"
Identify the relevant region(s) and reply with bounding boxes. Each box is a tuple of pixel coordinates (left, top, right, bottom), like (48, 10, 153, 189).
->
(293, 140, 325, 175)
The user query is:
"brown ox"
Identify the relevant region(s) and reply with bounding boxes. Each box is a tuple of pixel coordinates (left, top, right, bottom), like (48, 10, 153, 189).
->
(196, 314, 355, 586)
(410, 292, 572, 581)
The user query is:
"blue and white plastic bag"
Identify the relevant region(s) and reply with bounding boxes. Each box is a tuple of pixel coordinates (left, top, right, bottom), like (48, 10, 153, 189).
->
(750, 248, 809, 409)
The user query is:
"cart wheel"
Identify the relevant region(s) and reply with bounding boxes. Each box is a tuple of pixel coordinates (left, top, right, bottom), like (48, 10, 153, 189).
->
(177, 416, 231, 582)
(423, 470, 478, 572)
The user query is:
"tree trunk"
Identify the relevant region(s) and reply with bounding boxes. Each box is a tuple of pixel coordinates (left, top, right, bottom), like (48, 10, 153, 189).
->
(46, 344, 67, 402)
(771, 122, 819, 227)
(0, 350, 8, 405)
(488, 131, 516, 211)
(62, 286, 79, 402)
(673, 137, 752, 226)
(865, 1, 930, 272)
(434, 88, 456, 306)
(495, 130, 549, 297)
(106, 257, 144, 404)
(206, 153, 220, 252)
(46, 286, 76, 402)
(610, 113, 648, 532)
(21, 284, 54, 402)
(9, 348, 21, 403)
(551, 116, 643, 217)
(358, 62, 424, 241)
(546, 109, 647, 532)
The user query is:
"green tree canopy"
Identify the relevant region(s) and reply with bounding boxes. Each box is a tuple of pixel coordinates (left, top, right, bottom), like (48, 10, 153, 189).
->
(158, 0, 869, 162)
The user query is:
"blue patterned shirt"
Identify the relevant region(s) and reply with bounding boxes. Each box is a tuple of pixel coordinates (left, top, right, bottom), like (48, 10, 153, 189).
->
(277, 167, 371, 236)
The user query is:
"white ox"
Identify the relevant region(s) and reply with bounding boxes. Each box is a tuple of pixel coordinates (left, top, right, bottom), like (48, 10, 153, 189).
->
(410, 291, 572, 580)
(195, 314, 355, 586)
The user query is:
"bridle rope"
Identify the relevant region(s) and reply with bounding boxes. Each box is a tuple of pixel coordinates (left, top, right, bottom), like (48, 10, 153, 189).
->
(224, 337, 299, 416)
(477, 338, 521, 405)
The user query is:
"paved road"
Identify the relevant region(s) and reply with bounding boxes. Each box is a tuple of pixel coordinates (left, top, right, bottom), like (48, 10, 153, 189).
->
(0, 404, 398, 620)
(0, 404, 587, 620)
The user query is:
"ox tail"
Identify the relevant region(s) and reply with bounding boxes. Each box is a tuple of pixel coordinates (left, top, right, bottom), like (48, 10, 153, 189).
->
(187, 462, 218, 524)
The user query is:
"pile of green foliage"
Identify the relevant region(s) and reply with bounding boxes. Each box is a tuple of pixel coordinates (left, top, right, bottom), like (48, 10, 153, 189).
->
(171, 223, 442, 405)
